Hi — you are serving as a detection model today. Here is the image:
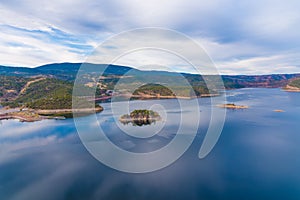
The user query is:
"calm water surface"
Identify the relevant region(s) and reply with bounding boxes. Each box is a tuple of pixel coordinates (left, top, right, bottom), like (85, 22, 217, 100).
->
(0, 88, 300, 200)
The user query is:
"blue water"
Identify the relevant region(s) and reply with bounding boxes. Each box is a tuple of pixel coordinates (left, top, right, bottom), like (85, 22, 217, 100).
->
(0, 88, 300, 200)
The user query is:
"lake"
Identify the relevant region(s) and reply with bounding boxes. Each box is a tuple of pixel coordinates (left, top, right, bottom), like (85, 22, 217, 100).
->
(1, 88, 300, 200)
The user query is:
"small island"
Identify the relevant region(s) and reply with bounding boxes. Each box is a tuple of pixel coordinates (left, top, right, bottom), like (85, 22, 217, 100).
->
(273, 109, 285, 112)
(218, 103, 249, 109)
(119, 109, 161, 126)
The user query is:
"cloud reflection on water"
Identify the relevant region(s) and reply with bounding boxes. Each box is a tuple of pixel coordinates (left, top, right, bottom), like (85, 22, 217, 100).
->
(1, 89, 300, 199)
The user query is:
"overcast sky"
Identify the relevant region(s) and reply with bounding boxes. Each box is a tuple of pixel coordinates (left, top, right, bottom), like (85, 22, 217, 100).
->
(1, 0, 300, 74)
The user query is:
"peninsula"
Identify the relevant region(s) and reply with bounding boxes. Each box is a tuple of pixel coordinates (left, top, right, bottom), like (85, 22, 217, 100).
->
(283, 78, 300, 92)
(0, 106, 103, 122)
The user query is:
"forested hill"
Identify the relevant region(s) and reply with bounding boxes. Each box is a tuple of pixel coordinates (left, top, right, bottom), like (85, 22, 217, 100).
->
(0, 63, 135, 80)
(1, 63, 300, 109)
(1, 63, 300, 88)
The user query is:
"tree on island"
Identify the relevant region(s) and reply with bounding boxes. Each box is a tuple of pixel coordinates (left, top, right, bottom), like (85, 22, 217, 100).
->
(120, 109, 161, 126)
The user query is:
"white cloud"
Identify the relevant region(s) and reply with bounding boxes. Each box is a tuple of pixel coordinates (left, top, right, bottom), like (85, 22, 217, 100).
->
(0, 28, 85, 67)
(0, 0, 300, 74)
(217, 52, 300, 75)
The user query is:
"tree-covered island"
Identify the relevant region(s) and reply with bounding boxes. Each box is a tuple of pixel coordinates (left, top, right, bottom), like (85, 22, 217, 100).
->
(119, 109, 161, 126)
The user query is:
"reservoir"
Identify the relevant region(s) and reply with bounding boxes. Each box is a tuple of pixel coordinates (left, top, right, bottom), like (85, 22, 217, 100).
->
(0, 88, 300, 200)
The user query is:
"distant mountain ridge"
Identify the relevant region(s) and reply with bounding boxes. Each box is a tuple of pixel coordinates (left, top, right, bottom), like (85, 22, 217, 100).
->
(1, 62, 300, 89)
(0, 63, 136, 80)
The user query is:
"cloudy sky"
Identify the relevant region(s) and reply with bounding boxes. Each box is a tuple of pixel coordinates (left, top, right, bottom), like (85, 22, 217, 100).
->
(1, 0, 300, 74)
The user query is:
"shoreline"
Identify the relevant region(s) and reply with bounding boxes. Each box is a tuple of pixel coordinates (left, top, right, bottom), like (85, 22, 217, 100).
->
(117, 93, 220, 99)
(0, 92, 219, 122)
(282, 85, 300, 92)
(0, 92, 220, 122)
(0, 107, 103, 122)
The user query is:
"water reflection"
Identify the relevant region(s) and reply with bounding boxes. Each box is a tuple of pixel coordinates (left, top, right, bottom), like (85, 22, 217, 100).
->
(0, 89, 300, 199)
(120, 118, 157, 126)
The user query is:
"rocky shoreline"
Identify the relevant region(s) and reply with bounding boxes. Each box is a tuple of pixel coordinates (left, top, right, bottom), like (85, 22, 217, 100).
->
(0, 106, 103, 122)
(119, 93, 220, 99)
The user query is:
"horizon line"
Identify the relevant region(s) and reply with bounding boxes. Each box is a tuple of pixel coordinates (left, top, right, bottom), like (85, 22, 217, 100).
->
(1, 62, 300, 76)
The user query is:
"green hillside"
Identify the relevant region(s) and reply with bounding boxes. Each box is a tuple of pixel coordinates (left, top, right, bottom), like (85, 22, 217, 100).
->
(132, 83, 213, 97)
(0, 76, 30, 100)
(1, 78, 73, 108)
(1, 63, 300, 110)
(288, 78, 300, 88)
(2, 63, 300, 91)
(133, 84, 175, 96)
